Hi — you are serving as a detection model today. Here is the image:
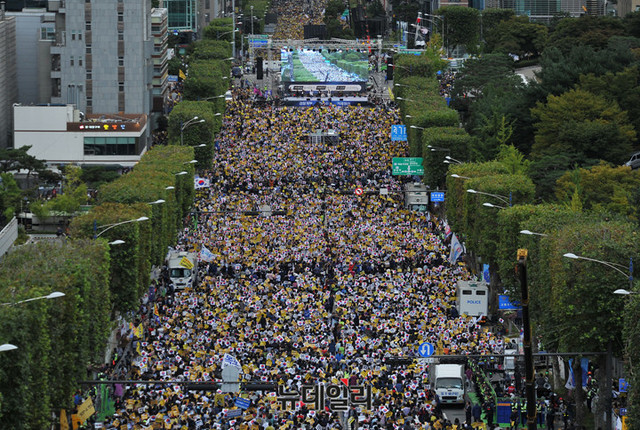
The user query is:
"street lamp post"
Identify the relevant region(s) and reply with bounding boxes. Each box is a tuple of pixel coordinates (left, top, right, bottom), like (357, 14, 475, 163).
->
(467, 188, 511, 206)
(562, 252, 634, 430)
(2, 291, 66, 306)
(93, 216, 149, 239)
(180, 117, 206, 146)
(0, 344, 17, 352)
(482, 202, 506, 209)
(520, 230, 547, 237)
(1, 291, 66, 352)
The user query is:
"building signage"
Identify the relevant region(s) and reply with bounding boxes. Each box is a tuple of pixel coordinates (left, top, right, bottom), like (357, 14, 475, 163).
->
(67, 122, 142, 132)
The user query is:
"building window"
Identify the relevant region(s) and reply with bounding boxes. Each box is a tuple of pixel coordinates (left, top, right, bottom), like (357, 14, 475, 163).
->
(205, 0, 210, 8)
(86, 71, 92, 80)
(118, 33, 124, 41)
(84, 136, 138, 156)
(118, 11, 124, 22)
(41, 27, 56, 40)
(78, 32, 82, 41)
(118, 57, 124, 66)
(86, 22, 91, 31)
(119, 82, 125, 92)
(79, 57, 83, 66)
(86, 45, 92, 54)
(86, 97, 92, 107)
(71, 31, 76, 40)
(70, 56, 74, 66)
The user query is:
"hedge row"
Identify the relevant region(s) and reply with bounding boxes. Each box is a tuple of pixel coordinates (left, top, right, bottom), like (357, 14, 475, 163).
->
(168, 24, 231, 168)
(0, 240, 111, 428)
(70, 145, 195, 312)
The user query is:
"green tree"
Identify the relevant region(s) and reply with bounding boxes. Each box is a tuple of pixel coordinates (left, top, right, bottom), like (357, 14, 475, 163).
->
(452, 53, 518, 99)
(531, 88, 636, 165)
(547, 219, 638, 426)
(0, 173, 21, 223)
(555, 163, 640, 220)
(578, 67, 640, 136)
(548, 15, 626, 54)
(325, 0, 346, 20)
(488, 16, 548, 58)
(481, 8, 515, 48)
(469, 110, 514, 161)
(437, 6, 481, 54)
(535, 45, 636, 97)
(0, 240, 111, 429)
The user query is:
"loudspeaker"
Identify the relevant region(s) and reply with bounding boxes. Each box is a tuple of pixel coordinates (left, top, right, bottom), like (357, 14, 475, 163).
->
(386, 57, 394, 81)
(256, 57, 264, 80)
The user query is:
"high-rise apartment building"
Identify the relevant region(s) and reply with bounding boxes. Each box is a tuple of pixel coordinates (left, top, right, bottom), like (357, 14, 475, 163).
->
(47, 0, 155, 116)
(151, 7, 169, 113)
(0, 6, 18, 148)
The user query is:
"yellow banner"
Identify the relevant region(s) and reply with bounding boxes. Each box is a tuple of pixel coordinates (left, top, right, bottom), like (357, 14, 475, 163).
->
(179, 256, 194, 269)
(60, 409, 69, 430)
(77, 397, 95, 423)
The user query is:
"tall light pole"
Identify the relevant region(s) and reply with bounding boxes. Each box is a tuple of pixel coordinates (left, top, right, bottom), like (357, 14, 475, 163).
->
(180, 117, 206, 146)
(563, 252, 633, 430)
(2, 291, 66, 306)
(251, 5, 254, 34)
(1, 291, 66, 352)
(93, 216, 149, 239)
(467, 188, 511, 206)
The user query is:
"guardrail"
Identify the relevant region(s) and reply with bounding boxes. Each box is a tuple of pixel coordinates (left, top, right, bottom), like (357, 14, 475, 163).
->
(0, 217, 18, 258)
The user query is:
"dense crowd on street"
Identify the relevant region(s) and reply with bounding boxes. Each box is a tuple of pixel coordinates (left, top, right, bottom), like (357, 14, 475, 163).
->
(95, 85, 512, 430)
(91, 0, 512, 428)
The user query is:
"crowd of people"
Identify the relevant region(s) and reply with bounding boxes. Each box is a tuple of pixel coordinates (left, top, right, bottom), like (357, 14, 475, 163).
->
(91, 1, 512, 428)
(96, 85, 510, 430)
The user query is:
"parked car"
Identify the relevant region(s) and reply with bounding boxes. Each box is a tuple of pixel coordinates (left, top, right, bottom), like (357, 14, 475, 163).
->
(625, 152, 640, 170)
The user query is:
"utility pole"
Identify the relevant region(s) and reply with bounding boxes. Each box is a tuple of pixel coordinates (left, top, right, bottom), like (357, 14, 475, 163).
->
(517, 249, 537, 430)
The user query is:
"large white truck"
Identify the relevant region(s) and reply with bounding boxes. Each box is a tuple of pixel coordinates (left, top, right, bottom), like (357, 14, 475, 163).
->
(166, 250, 198, 290)
(456, 280, 489, 317)
(433, 364, 466, 405)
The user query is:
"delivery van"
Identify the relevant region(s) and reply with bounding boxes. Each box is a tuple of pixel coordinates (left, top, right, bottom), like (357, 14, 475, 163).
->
(433, 364, 466, 404)
(166, 250, 198, 290)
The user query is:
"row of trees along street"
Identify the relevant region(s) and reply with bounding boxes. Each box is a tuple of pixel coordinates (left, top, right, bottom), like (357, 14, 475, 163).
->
(397, 10, 640, 428)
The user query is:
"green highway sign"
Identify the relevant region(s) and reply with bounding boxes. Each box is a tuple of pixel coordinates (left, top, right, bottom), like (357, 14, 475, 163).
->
(392, 157, 424, 175)
(398, 48, 423, 56)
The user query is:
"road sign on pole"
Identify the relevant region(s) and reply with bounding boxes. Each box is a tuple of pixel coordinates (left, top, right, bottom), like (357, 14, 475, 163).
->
(430, 191, 445, 202)
(392, 158, 424, 175)
(391, 125, 407, 141)
(418, 342, 435, 357)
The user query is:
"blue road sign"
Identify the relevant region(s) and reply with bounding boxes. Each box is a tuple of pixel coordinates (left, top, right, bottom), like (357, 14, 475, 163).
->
(391, 125, 407, 141)
(430, 192, 445, 202)
(620, 378, 628, 392)
(498, 295, 521, 310)
(235, 397, 251, 409)
(621, 407, 627, 416)
(418, 342, 435, 357)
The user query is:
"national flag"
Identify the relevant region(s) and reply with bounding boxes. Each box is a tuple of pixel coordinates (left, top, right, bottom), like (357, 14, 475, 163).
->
(449, 233, 464, 263)
(199, 246, 215, 263)
(154, 304, 160, 317)
(179, 69, 186, 80)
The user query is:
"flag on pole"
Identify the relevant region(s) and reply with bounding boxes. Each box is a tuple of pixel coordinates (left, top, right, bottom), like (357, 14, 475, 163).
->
(449, 233, 464, 263)
(179, 69, 187, 80)
(199, 246, 215, 263)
